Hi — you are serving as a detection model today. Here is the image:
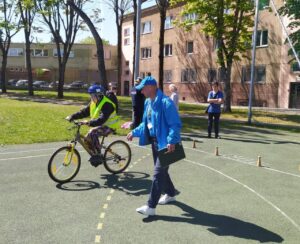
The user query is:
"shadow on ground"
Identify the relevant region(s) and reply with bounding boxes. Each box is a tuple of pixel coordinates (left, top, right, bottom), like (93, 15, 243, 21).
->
(143, 201, 283, 243)
(56, 180, 100, 191)
(100, 171, 152, 196)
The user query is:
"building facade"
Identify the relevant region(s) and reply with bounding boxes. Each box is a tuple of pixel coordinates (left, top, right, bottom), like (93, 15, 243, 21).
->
(1, 43, 118, 85)
(121, 1, 300, 108)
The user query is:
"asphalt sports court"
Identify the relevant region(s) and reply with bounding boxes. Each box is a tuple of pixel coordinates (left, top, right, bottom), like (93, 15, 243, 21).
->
(0, 125, 299, 243)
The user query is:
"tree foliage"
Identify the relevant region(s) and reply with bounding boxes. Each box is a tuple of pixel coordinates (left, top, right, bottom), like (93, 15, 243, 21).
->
(278, 0, 300, 63)
(0, 0, 20, 93)
(170, 0, 254, 112)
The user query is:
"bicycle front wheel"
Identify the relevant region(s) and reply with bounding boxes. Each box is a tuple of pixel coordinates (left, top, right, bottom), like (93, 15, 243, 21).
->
(48, 146, 81, 183)
(103, 140, 131, 174)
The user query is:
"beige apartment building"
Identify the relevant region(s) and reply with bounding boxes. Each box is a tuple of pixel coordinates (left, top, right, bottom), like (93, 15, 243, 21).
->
(1, 43, 118, 85)
(121, 1, 300, 108)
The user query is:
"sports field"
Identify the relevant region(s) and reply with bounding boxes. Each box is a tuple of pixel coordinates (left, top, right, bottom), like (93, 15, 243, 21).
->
(0, 125, 299, 243)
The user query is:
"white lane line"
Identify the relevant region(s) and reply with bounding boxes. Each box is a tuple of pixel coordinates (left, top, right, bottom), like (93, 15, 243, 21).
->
(186, 147, 300, 179)
(0, 150, 87, 162)
(97, 223, 103, 230)
(95, 235, 101, 243)
(0, 154, 51, 161)
(0, 147, 59, 155)
(185, 158, 300, 232)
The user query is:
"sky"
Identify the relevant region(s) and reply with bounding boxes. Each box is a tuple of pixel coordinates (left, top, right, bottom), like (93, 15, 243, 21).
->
(12, 0, 156, 45)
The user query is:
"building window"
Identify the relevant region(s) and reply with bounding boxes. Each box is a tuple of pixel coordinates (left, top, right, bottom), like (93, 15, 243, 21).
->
(125, 60, 130, 66)
(256, 30, 268, 47)
(125, 70, 130, 75)
(259, 0, 270, 10)
(242, 65, 266, 83)
(8, 48, 23, 56)
(124, 38, 130, 46)
(218, 67, 227, 82)
(142, 21, 152, 34)
(141, 47, 152, 59)
(184, 13, 197, 21)
(124, 27, 130, 37)
(53, 49, 74, 58)
(208, 68, 217, 83)
(164, 44, 172, 57)
(31, 49, 48, 57)
(181, 68, 196, 83)
(186, 41, 194, 54)
(163, 70, 172, 83)
(165, 16, 173, 30)
(291, 62, 300, 73)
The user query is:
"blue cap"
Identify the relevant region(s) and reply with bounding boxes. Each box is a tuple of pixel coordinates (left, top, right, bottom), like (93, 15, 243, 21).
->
(135, 76, 157, 90)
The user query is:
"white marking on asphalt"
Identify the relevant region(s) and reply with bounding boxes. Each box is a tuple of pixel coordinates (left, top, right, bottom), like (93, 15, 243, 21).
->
(185, 158, 300, 232)
(100, 212, 105, 219)
(97, 223, 103, 230)
(95, 235, 101, 243)
(110, 189, 114, 194)
(106, 196, 111, 201)
(0, 147, 58, 155)
(186, 147, 300, 179)
(103, 204, 108, 209)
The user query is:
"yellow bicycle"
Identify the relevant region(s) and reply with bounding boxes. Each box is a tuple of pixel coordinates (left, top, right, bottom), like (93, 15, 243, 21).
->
(48, 121, 131, 183)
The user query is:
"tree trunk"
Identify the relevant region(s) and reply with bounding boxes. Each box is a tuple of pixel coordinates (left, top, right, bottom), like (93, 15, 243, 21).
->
(158, 9, 166, 91)
(1, 56, 7, 93)
(24, 32, 34, 96)
(223, 63, 232, 112)
(67, 0, 107, 89)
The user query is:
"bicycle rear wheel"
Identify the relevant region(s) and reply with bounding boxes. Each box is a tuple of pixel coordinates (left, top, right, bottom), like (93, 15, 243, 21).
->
(103, 140, 131, 174)
(48, 146, 81, 183)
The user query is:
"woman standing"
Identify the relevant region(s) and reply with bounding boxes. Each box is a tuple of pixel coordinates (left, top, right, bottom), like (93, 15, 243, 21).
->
(169, 84, 179, 110)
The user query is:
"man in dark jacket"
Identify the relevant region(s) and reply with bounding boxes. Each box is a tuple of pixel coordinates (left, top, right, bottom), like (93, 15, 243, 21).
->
(131, 77, 145, 128)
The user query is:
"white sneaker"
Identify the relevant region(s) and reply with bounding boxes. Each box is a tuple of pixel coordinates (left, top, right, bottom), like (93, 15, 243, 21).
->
(158, 194, 176, 205)
(136, 205, 155, 216)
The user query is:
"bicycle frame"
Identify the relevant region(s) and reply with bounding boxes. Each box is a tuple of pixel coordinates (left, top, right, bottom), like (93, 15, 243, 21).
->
(70, 122, 107, 156)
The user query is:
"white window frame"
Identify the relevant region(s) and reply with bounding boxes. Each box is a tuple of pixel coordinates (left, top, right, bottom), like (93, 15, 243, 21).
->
(163, 70, 172, 83)
(141, 47, 152, 59)
(181, 68, 196, 83)
(164, 16, 173, 30)
(141, 21, 152, 34)
(53, 49, 74, 58)
(242, 65, 266, 83)
(186, 41, 194, 54)
(8, 48, 23, 56)
(124, 38, 130, 46)
(124, 27, 130, 37)
(164, 44, 173, 57)
(31, 49, 48, 57)
(256, 30, 268, 47)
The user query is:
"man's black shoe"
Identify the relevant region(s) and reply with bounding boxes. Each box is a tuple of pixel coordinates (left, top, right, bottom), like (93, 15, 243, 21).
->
(89, 155, 103, 167)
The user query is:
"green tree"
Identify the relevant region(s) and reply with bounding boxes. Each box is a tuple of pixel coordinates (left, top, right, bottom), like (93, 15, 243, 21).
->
(278, 0, 300, 67)
(36, 0, 87, 98)
(0, 0, 20, 94)
(18, 0, 37, 96)
(170, 0, 254, 112)
(67, 0, 108, 90)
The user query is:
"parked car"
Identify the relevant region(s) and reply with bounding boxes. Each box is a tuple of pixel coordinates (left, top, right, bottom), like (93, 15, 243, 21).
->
(33, 80, 48, 88)
(69, 80, 88, 89)
(8, 79, 18, 86)
(49, 81, 59, 88)
(16, 79, 28, 87)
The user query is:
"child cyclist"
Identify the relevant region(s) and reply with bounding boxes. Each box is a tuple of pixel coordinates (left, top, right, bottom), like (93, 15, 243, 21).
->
(66, 84, 119, 167)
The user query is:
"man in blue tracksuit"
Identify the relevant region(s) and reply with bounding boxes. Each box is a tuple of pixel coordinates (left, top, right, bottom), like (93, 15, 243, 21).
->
(127, 76, 182, 216)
